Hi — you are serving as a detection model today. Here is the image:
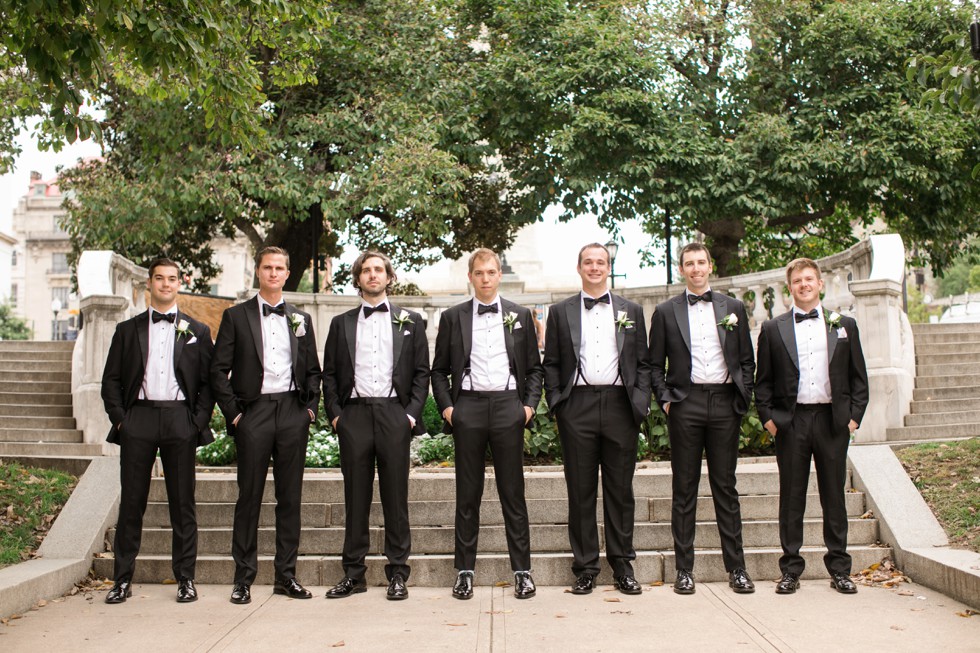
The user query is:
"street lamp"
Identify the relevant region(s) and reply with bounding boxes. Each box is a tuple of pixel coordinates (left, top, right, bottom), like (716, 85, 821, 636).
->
(605, 240, 627, 289)
(50, 298, 63, 341)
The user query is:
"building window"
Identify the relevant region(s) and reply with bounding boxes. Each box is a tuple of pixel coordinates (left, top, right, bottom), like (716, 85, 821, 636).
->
(10, 283, 17, 308)
(209, 284, 220, 296)
(51, 286, 70, 308)
(51, 252, 69, 274)
(34, 184, 47, 196)
(11, 250, 17, 267)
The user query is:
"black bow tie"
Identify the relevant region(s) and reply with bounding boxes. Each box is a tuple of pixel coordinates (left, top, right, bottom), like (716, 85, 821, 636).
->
(687, 291, 712, 306)
(795, 308, 819, 323)
(151, 311, 176, 324)
(477, 303, 498, 315)
(583, 294, 610, 310)
(363, 303, 390, 318)
(262, 303, 286, 317)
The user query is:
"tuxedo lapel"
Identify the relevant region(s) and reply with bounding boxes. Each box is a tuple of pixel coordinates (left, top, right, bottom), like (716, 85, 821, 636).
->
(460, 301, 474, 364)
(344, 308, 358, 369)
(711, 293, 728, 351)
(826, 315, 839, 363)
(285, 304, 300, 373)
(244, 297, 264, 364)
(612, 294, 627, 356)
(172, 310, 187, 370)
(777, 311, 800, 371)
(390, 303, 405, 367)
(136, 311, 150, 372)
(672, 295, 692, 353)
(565, 297, 582, 361)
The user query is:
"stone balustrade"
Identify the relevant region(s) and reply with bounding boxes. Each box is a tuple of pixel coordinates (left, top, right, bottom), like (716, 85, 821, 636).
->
(72, 234, 911, 447)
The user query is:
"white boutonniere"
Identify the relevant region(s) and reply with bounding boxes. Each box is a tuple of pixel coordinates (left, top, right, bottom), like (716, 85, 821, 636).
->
(718, 312, 738, 331)
(826, 311, 842, 328)
(174, 319, 193, 340)
(615, 310, 635, 331)
(503, 311, 519, 332)
(289, 313, 307, 337)
(393, 310, 414, 330)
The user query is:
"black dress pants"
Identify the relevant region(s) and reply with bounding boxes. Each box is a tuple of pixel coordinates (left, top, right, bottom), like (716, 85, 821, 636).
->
(776, 403, 851, 576)
(452, 390, 531, 572)
(667, 383, 745, 572)
(556, 385, 638, 578)
(232, 392, 311, 585)
(336, 398, 413, 582)
(114, 400, 198, 582)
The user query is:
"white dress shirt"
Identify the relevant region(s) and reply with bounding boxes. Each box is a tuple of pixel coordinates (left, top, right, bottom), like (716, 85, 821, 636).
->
(793, 304, 832, 404)
(686, 290, 730, 384)
(141, 308, 185, 401)
(353, 299, 395, 398)
(257, 296, 293, 394)
(468, 296, 513, 391)
(576, 292, 621, 386)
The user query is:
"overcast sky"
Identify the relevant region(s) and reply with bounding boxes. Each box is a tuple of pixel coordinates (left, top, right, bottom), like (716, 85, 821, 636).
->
(1, 131, 667, 288)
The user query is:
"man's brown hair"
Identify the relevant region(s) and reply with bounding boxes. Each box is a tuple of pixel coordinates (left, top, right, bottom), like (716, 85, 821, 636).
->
(577, 242, 610, 266)
(147, 257, 180, 279)
(254, 246, 290, 270)
(678, 242, 711, 267)
(351, 250, 397, 296)
(468, 248, 501, 273)
(785, 257, 822, 285)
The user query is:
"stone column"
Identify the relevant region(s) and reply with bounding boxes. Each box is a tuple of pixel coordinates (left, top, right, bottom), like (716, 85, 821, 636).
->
(74, 295, 128, 450)
(849, 278, 914, 443)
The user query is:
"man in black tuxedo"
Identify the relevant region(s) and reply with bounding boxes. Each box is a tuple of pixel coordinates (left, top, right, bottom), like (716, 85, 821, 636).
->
(756, 257, 869, 595)
(323, 250, 430, 601)
(649, 243, 756, 596)
(543, 243, 652, 596)
(211, 246, 321, 605)
(101, 258, 215, 604)
(431, 248, 543, 601)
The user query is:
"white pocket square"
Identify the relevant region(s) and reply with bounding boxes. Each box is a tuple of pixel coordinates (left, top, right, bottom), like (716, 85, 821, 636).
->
(187, 336, 198, 345)
(836, 327, 847, 338)
(514, 322, 522, 330)
(403, 330, 411, 336)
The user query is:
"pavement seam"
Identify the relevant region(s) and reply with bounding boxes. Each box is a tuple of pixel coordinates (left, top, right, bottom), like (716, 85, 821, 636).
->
(198, 592, 274, 653)
(703, 583, 793, 653)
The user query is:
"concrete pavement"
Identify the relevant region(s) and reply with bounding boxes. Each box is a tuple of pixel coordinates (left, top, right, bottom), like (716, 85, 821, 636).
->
(1, 579, 977, 652)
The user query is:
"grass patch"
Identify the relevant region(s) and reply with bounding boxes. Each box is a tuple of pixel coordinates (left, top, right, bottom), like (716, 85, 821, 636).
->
(896, 438, 980, 553)
(0, 462, 77, 568)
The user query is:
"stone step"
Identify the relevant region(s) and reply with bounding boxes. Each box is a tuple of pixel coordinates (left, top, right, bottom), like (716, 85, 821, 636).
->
(912, 331, 980, 345)
(0, 441, 104, 456)
(886, 423, 980, 441)
(92, 545, 891, 585)
(911, 323, 980, 335)
(0, 380, 73, 394)
(914, 362, 980, 377)
(0, 427, 81, 443)
(0, 350, 73, 361)
(0, 340, 75, 350)
(915, 351, 980, 366)
(120, 518, 879, 557)
(0, 403, 74, 417)
(908, 397, 980, 414)
(914, 341, 980, 356)
(915, 373, 980, 389)
(647, 492, 867, 521)
(0, 359, 72, 372)
(912, 386, 980, 401)
(903, 410, 980, 427)
(0, 370, 71, 382)
(168, 466, 831, 504)
(0, 392, 72, 405)
(0, 416, 76, 430)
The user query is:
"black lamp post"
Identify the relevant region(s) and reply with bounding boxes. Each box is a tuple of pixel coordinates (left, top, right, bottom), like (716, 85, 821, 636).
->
(605, 239, 627, 289)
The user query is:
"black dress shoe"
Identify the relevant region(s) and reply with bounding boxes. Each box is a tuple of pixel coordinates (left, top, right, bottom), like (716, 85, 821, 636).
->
(326, 577, 367, 599)
(614, 575, 643, 595)
(230, 583, 251, 604)
(387, 573, 408, 601)
(514, 571, 536, 599)
(176, 578, 198, 603)
(105, 580, 132, 604)
(673, 570, 695, 595)
(571, 573, 596, 595)
(830, 572, 858, 594)
(728, 568, 755, 594)
(452, 571, 474, 600)
(274, 577, 313, 599)
(775, 572, 800, 594)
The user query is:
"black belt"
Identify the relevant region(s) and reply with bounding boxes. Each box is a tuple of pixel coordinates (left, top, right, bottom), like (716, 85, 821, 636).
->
(797, 403, 832, 410)
(347, 396, 400, 405)
(571, 384, 624, 392)
(252, 391, 298, 402)
(134, 399, 187, 408)
(459, 389, 519, 398)
(690, 383, 734, 391)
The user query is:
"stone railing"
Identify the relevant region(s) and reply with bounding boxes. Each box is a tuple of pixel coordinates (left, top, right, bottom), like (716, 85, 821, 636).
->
(72, 234, 912, 446)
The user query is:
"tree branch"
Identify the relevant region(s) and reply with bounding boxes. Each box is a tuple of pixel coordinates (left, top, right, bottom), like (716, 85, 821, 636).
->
(767, 206, 836, 229)
(232, 215, 265, 249)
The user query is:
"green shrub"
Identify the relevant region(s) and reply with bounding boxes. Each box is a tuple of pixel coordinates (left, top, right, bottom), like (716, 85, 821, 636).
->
(306, 429, 340, 468)
(422, 394, 445, 435)
(196, 430, 237, 466)
(524, 397, 562, 462)
(412, 432, 455, 465)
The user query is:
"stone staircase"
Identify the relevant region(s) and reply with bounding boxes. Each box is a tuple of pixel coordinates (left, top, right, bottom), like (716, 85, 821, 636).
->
(92, 460, 888, 586)
(887, 323, 980, 442)
(0, 340, 102, 467)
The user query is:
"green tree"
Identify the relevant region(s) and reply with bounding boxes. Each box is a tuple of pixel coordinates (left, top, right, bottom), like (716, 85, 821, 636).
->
(0, 303, 31, 340)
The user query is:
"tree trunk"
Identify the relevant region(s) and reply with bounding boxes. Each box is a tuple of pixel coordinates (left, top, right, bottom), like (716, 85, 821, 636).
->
(259, 204, 326, 292)
(697, 218, 746, 278)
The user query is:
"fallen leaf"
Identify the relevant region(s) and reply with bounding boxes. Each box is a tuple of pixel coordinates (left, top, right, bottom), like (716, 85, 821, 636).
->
(890, 625, 904, 631)
(494, 581, 511, 587)
(36, 600, 46, 607)
(555, 614, 567, 619)
(162, 579, 177, 585)
(603, 597, 621, 603)
(5, 505, 13, 520)
(956, 609, 978, 618)
(331, 641, 345, 647)
(445, 623, 467, 627)
(649, 581, 664, 587)
(897, 590, 914, 596)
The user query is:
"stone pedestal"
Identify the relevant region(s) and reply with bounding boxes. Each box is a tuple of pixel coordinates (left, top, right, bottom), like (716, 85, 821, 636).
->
(74, 295, 128, 449)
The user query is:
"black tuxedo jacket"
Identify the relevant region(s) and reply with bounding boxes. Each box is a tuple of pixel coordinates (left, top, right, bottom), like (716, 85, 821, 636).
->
(431, 298, 543, 433)
(542, 293, 652, 425)
(755, 310, 869, 435)
(648, 292, 755, 415)
(210, 296, 321, 435)
(322, 303, 430, 436)
(101, 309, 216, 445)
